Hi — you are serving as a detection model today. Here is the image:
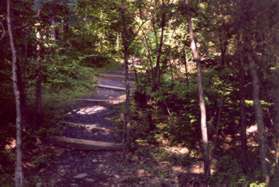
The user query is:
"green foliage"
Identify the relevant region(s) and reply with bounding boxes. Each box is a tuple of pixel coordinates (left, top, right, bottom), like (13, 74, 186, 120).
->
(210, 155, 247, 185)
(81, 54, 114, 67)
(43, 56, 96, 111)
(132, 77, 200, 146)
(1, 0, 279, 185)
(249, 182, 266, 187)
(46, 54, 96, 90)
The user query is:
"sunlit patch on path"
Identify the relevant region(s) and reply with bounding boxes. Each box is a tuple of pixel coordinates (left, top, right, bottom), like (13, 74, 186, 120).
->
(74, 105, 107, 115)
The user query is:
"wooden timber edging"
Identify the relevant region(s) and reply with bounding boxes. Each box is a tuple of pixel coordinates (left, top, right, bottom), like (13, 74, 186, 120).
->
(97, 84, 126, 91)
(49, 136, 124, 151)
(96, 84, 136, 92)
(77, 98, 111, 103)
(78, 98, 126, 105)
(60, 121, 113, 132)
(99, 73, 135, 80)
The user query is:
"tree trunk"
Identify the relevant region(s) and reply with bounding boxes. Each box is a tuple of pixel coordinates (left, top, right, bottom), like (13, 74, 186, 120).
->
(153, 4, 166, 90)
(35, 53, 43, 127)
(186, 0, 210, 180)
(182, 49, 189, 86)
(120, 1, 131, 146)
(270, 74, 279, 186)
(239, 66, 248, 172)
(249, 53, 269, 183)
(212, 99, 222, 148)
(7, 0, 24, 186)
(142, 32, 154, 84)
(17, 61, 27, 125)
(219, 32, 227, 66)
(35, 13, 43, 128)
(274, 108, 279, 165)
(197, 61, 210, 180)
(123, 48, 130, 145)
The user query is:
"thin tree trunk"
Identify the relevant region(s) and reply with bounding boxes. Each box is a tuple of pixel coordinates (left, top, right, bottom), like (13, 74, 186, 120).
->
(142, 32, 155, 84)
(35, 54, 42, 126)
(239, 61, 248, 171)
(168, 49, 174, 85)
(7, 0, 24, 186)
(153, 5, 166, 90)
(219, 33, 227, 66)
(240, 94, 248, 159)
(123, 49, 130, 145)
(197, 61, 210, 180)
(248, 53, 269, 183)
(236, 34, 248, 170)
(274, 87, 279, 165)
(17, 62, 26, 124)
(270, 76, 279, 186)
(186, 0, 210, 180)
(35, 13, 43, 127)
(120, 1, 130, 146)
(212, 99, 222, 146)
(183, 49, 189, 86)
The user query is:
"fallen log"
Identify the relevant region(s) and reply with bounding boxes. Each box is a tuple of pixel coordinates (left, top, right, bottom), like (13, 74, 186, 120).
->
(49, 136, 124, 151)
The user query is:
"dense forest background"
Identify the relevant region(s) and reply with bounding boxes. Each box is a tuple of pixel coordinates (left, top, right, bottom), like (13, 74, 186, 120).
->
(1, 0, 279, 186)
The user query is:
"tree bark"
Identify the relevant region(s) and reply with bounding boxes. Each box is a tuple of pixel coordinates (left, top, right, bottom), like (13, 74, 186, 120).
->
(239, 60, 248, 171)
(35, 12, 43, 128)
(153, 3, 166, 90)
(219, 31, 228, 66)
(7, 0, 24, 186)
(249, 53, 269, 183)
(123, 47, 130, 145)
(270, 74, 279, 186)
(142, 32, 154, 83)
(120, 1, 131, 146)
(274, 86, 279, 162)
(197, 60, 210, 180)
(182, 48, 189, 86)
(212, 99, 222, 148)
(17, 60, 27, 127)
(186, 0, 210, 180)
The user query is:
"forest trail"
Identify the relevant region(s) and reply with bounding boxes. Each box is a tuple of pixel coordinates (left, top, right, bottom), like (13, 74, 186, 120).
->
(38, 67, 138, 186)
(36, 68, 204, 186)
(55, 67, 134, 149)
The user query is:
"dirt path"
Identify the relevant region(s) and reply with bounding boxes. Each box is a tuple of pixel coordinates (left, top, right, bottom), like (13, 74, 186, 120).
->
(34, 68, 203, 187)
(37, 68, 137, 186)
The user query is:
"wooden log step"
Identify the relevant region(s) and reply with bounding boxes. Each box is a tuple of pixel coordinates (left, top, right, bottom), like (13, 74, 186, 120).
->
(61, 121, 112, 132)
(78, 98, 126, 104)
(99, 73, 135, 80)
(98, 79, 135, 86)
(49, 136, 124, 151)
(78, 99, 110, 103)
(97, 84, 126, 91)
